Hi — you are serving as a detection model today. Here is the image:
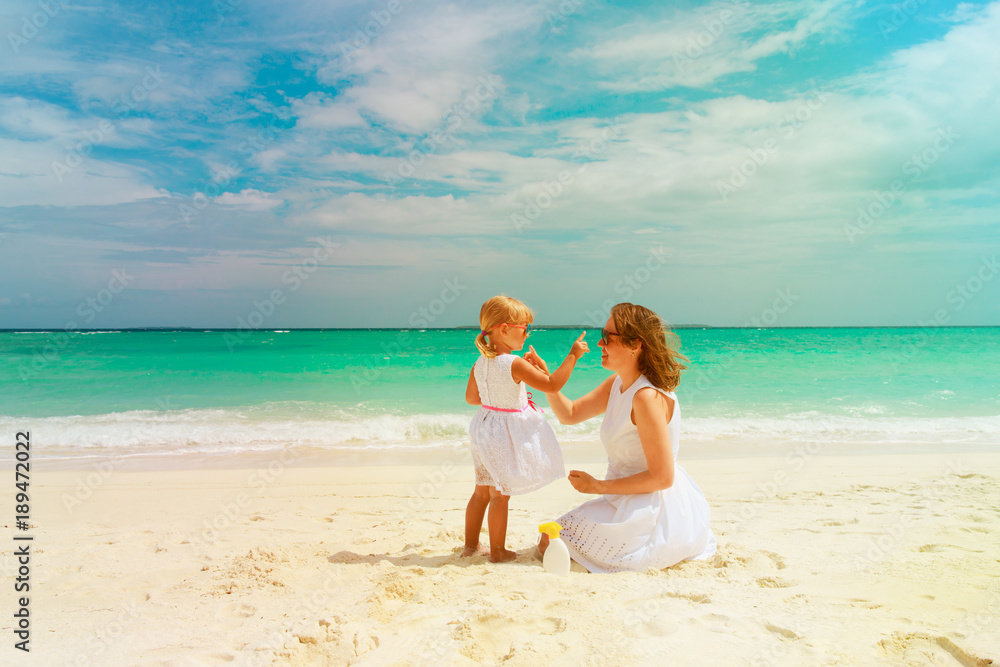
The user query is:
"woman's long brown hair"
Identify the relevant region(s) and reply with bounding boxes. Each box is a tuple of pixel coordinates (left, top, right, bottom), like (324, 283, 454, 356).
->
(610, 302, 688, 391)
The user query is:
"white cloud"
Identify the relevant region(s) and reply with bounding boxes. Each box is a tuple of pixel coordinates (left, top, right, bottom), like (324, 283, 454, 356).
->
(219, 0, 1000, 287)
(313, 5, 525, 133)
(300, 192, 499, 234)
(213, 189, 283, 210)
(254, 148, 287, 172)
(0, 97, 81, 139)
(575, 0, 857, 90)
(3, 0, 998, 327)
(0, 137, 167, 207)
(291, 93, 365, 129)
(880, 1, 1000, 112)
(939, 2, 989, 23)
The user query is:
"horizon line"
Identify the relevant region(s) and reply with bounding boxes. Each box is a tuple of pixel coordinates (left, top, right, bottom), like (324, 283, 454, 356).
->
(2, 325, 999, 332)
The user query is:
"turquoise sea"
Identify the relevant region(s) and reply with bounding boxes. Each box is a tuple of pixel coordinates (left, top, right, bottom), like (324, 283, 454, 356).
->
(2, 327, 999, 464)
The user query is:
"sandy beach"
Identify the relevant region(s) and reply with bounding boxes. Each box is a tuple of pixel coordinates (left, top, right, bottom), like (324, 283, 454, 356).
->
(3, 449, 999, 666)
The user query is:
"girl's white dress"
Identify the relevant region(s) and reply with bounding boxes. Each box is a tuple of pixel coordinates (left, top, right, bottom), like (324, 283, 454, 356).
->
(469, 354, 564, 495)
(558, 374, 717, 573)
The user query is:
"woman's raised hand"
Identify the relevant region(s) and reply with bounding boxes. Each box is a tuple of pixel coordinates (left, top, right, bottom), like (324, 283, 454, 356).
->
(524, 345, 549, 373)
(570, 332, 589, 360)
(568, 469, 603, 494)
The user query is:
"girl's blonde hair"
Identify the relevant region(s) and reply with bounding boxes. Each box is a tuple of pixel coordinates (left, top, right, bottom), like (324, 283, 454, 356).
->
(475, 295, 534, 358)
(610, 302, 688, 391)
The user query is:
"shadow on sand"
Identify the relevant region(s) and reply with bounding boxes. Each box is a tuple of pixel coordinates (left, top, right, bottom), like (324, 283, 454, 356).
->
(327, 548, 539, 568)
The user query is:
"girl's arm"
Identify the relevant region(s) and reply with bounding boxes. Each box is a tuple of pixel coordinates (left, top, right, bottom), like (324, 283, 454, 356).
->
(568, 388, 675, 494)
(510, 332, 587, 394)
(545, 373, 615, 425)
(465, 367, 481, 406)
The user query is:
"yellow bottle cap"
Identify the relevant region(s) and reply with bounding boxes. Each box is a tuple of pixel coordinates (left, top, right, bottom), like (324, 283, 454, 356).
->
(538, 521, 562, 538)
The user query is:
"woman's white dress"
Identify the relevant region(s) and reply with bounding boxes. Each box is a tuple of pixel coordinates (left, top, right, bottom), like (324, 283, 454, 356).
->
(469, 354, 564, 495)
(558, 374, 716, 573)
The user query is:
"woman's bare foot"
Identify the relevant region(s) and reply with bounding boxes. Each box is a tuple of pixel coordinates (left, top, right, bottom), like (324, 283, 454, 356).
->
(461, 544, 488, 557)
(538, 533, 550, 559)
(489, 548, 518, 563)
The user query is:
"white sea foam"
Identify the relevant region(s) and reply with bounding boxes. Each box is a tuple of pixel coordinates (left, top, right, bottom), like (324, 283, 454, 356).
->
(682, 414, 1000, 445)
(4, 409, 999, 461)
(0, 409, 473, 458)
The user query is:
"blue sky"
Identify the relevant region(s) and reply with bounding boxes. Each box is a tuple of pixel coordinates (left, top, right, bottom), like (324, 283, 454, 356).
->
(1, 0, 998, 328)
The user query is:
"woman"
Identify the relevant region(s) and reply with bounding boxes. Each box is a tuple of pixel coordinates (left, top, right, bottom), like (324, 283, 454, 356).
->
(529, 303, 716, 573)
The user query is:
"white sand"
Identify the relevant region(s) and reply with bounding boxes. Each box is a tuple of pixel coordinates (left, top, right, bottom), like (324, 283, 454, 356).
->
(3, 450, 999, 665)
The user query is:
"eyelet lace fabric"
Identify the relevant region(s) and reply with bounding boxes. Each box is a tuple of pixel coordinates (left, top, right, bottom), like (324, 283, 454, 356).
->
(469, 354, 564, 495)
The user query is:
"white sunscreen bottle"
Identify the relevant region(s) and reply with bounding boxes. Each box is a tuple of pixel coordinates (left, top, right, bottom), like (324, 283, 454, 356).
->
(539, 521, 571, 576)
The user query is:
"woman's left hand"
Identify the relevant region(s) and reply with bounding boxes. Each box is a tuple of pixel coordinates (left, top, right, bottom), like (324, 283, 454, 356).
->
(568, 470, 604, 494)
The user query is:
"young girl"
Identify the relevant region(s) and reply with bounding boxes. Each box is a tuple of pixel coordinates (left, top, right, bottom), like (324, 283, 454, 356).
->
(463, 295, 589, 563)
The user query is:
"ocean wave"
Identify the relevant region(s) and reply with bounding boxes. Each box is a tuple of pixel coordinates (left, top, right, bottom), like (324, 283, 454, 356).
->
(3, 409, 999, 459)
(0, 409, 475, 456)
(683, 414, 1000, 444)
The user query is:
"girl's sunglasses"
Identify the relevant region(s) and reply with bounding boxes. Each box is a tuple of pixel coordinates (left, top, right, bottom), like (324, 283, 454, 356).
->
(600, 328, 624, 345)
(484, 323, 532, 335)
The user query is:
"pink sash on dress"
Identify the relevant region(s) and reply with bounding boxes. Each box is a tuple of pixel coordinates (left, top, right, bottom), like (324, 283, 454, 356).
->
(483, 391, 543, 413)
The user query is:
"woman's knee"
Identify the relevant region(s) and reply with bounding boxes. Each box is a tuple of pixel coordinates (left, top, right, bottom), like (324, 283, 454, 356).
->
(488, 487, 509, 501)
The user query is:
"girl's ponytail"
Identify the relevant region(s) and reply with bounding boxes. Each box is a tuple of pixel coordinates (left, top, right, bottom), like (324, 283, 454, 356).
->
(475, 330, 497, 358)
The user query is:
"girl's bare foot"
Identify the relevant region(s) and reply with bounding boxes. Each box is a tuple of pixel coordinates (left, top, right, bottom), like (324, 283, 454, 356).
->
(461, 544, 488, 557)
(490, 548, 518, 563)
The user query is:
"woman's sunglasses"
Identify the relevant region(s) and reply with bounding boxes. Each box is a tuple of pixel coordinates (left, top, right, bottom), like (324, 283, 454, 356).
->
(600, 328, 624, 345)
